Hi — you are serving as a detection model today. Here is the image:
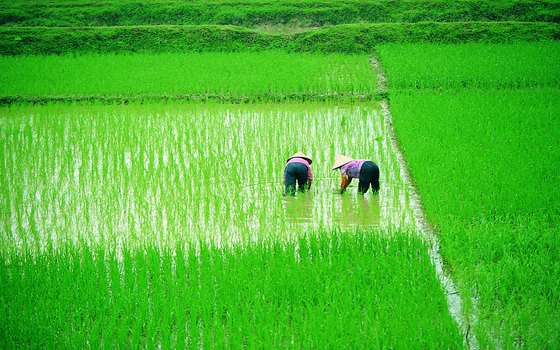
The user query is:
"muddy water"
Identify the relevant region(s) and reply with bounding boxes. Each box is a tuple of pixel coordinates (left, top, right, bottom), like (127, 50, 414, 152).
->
(0, 103, 415, 253)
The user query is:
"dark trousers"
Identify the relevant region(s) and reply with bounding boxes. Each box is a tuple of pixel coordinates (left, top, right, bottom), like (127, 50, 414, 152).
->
(284, 162, 308, 195)
(358, 161, 380, 194)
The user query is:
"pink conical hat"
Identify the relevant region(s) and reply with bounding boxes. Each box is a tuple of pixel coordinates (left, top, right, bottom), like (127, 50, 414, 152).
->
(287, 152, 312, 164)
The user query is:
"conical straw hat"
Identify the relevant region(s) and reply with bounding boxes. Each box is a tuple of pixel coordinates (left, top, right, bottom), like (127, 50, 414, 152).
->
(287, 152, 312, 164)
(332, 154, 354, 170)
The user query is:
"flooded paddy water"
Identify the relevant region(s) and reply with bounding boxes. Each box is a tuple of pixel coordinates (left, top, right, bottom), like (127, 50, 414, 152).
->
(0, 102, 415, 254)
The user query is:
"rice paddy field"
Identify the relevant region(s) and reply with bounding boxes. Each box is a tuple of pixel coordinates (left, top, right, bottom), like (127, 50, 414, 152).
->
(0, 101, 417, 253)
(1, 57, 456, 346)
(2, 1, 560, 349)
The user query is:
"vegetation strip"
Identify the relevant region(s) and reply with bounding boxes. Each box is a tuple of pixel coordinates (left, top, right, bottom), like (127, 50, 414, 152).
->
(1, 22, 557, 55)
(372, 55, 478, 349)
(0, 93, 382, 106)
(0, 51, 378, 104)
(2, 0, 558, 27)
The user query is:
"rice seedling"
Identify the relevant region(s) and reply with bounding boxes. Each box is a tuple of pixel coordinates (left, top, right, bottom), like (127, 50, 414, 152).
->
(376, 41, 560, 90)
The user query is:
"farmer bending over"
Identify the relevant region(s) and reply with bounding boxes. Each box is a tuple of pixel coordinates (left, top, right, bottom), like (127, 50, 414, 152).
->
(332, 154, 379, 194)
(284, 152, 313, 196)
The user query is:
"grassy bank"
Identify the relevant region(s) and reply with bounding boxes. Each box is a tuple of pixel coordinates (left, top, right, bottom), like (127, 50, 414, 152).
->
(377, 42, 560, 348)
(1, 22, 557, 55)
(0, 232, 464, 348)
(1, 0, 558, 27)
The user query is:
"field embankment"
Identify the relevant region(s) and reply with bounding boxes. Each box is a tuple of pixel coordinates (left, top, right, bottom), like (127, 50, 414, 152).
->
(1, 22, 558, 55)
(377, 41, 560, 348)
(2, 0, 557, 56)
(1, 0, 558, 27)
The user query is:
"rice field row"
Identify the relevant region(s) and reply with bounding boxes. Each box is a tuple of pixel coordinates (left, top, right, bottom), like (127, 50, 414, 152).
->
(379, 42, 560, 348)
(0, 51, 377, 102)
(0, 231, 464, 348)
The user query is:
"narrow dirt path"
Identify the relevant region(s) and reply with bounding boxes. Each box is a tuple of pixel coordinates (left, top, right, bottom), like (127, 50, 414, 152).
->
(370, 56, 479, 350)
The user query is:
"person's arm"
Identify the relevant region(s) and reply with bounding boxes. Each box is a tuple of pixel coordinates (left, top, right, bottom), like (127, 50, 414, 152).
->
(307, 178, 313, 190)
(340, 173, 352, 193)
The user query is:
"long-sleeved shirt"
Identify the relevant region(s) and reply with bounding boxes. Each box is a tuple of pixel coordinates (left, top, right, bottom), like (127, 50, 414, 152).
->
(286, 157, 313, 180)
(340, 160, 366, 178)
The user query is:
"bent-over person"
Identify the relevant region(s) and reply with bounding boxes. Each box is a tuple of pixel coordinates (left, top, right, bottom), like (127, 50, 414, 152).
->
(332, 154, 379, 195)
(284, 152, 313, 196)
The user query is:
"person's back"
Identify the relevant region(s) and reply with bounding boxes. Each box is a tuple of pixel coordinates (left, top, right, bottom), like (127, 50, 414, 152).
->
(284, 152, 313, 196)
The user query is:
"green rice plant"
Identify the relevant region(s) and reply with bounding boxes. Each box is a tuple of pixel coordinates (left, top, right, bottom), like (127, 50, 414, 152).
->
(379, 41, 560, 348)
(389, 88, 560, 221)
(376, 41, 560, 90)
(0, 51, 376, 102)
(0, 231, 464, 348)
(388, 88, 560, 348)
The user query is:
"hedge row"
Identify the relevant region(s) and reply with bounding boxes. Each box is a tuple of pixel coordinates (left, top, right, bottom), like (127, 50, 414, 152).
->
(1, 0, 559, 27)
(1, 22, 558, 55)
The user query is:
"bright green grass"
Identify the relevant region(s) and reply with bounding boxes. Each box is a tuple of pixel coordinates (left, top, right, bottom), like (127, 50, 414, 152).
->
(379, 42, 560, 348)
(376, 41, 560, 90)
(0, 51, 376, 101)
(0, 231, 464, 348)
(390, 88, 560, 221)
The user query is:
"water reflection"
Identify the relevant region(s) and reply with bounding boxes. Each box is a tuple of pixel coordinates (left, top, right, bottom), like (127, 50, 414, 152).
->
(281, 184, 380, 229)
(335, 191, 380, 228)
(282, 193, 314, 224)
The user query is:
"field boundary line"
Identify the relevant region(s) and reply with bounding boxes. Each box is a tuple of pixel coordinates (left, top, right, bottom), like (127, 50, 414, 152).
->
(370, 55, 479, 350)
(0, 92, 385, 106)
